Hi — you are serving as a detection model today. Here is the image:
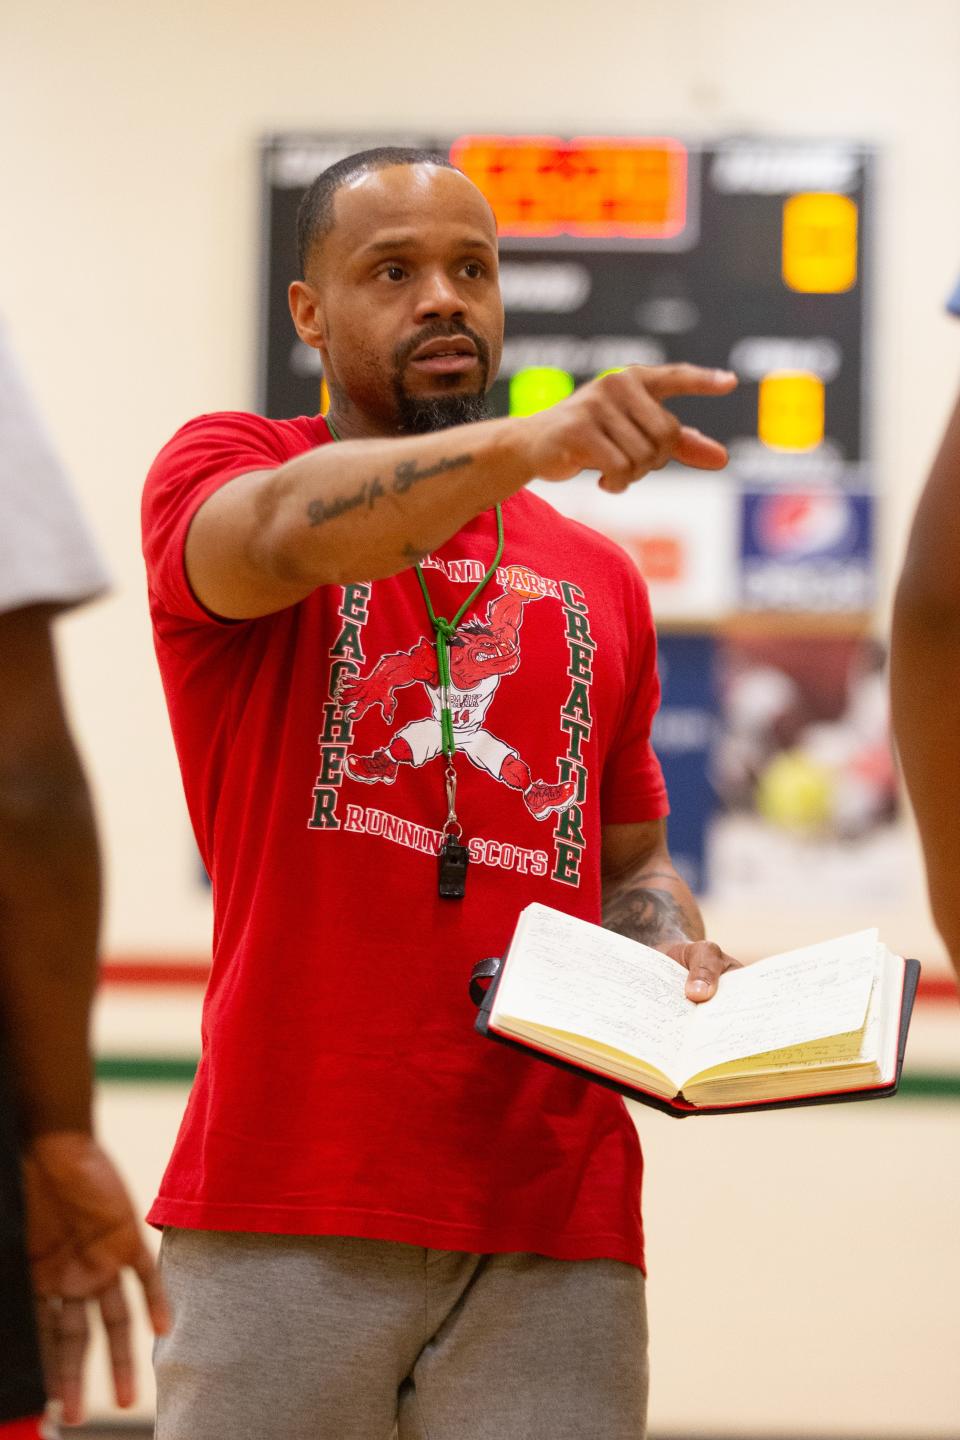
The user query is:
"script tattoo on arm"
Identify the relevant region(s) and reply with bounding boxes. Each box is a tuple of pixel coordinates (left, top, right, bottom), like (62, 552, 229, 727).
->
(306, 452, 473, 528)
(392, 453, 472, 493)
(602, 870, 699, 949)
(306, 475, 384, 526)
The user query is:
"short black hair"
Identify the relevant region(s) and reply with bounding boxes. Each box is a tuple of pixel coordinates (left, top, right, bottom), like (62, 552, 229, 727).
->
(296, 146, 456, 277)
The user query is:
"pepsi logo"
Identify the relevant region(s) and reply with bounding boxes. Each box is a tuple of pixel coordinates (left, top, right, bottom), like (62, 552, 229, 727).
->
(752, 492, 855, 558)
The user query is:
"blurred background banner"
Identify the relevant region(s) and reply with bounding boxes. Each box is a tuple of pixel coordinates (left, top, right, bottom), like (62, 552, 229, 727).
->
(739, 489, 874, 612)
(651, 633, 717, 895)
(710, 628, 900, 902)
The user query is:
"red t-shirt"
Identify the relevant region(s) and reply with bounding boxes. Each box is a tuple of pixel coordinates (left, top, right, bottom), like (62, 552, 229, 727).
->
(142, 411, 669, 1268)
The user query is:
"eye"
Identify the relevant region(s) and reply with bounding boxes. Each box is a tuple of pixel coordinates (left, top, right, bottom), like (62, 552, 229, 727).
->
(380, 264, 407, 282)
(461, 260, 485, 279)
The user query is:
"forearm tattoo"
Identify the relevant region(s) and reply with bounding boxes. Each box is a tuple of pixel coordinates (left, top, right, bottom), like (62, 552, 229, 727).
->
(602, 872, 698, 948)
(306, 452, 473, 528)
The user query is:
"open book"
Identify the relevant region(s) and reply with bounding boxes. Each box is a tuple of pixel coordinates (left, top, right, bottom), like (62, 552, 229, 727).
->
(475, 903, 919, 1116)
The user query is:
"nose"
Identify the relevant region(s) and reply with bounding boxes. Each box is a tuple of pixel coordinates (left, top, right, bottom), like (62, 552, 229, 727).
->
(413, 268, 466, 323)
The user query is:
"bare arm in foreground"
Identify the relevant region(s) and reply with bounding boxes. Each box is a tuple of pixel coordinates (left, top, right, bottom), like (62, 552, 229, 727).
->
(0, 605, 169, 1424)
(891, 381, 960, 978)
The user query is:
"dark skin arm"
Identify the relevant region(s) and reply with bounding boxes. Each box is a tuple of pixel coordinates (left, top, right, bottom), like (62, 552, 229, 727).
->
(601, 818, 739, 1000)
(0, 604, 99, 1136)
(0, 604, 169, 1422)
(891, 385, 960, 976)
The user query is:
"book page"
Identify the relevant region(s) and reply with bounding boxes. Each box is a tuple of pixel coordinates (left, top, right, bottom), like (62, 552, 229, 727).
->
(872, 947, 906, 1085)
(491, 903, 692, 1085)
(682, 952, 906, 1104)
(686, 1022, 868, 1090)
(676, 930, 879, 1082)
(503, 1023, 678, 1097)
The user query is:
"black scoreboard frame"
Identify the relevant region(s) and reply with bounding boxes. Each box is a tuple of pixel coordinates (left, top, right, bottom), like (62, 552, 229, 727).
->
(258, 132, 874, 480)
(257, 132, 876, 627)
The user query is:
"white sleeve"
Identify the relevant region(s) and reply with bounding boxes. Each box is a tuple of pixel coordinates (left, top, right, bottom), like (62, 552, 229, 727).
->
(0, 322, 110, 615)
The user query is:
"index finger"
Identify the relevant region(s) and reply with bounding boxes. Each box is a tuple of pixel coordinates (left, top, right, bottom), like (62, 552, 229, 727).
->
(631, 364, 738, 400)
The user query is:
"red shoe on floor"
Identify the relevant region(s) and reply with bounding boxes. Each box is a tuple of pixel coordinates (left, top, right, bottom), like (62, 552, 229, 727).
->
(0, 1418, 48, 1439)
(344, 749, 400, 785)
(523, 778, 577, 820)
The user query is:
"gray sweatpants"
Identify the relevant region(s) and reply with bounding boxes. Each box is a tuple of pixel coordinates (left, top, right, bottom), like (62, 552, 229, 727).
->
(154, 1229, 648, 1440)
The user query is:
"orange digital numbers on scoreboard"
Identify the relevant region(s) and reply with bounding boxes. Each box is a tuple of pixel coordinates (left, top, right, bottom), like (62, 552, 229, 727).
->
(449, 135, 688, 239)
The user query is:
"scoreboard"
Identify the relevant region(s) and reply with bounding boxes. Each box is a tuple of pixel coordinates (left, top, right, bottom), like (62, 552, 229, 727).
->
(259, 132, 874, 623)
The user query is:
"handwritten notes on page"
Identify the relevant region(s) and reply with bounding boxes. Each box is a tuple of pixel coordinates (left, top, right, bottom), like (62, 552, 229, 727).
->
(492, 903, 691, 1085)
(491, 905, 881, 1092)
(676, 930, 878, 1079)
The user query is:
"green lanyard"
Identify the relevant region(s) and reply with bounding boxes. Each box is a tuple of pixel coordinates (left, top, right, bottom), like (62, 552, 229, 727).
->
(324, 414, 505, 763)
(325, 413, 503, 897)
(411, 506, 504, 759)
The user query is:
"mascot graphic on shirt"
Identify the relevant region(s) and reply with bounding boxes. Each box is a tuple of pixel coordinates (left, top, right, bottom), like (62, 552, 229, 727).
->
(339, 582, 577, 821)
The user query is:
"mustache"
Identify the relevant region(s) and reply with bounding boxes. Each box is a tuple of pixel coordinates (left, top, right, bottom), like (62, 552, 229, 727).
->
(393, 321, 491, 374)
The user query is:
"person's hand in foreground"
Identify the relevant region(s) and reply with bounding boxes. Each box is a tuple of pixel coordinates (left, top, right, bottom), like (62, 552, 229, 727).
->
(22, 1130, 171, 1425)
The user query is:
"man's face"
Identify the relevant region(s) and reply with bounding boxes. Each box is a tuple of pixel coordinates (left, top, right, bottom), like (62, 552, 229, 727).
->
(294, 165, 504, 435)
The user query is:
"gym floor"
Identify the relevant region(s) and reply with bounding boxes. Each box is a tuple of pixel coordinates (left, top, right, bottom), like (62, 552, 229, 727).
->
(72, 1431, 939, 1440)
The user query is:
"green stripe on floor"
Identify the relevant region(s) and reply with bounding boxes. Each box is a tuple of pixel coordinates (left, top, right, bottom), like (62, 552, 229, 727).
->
(897, 1072, 960, 1099)
(96, 1056, 197, 1083)
(94, 1056, 960, 1100)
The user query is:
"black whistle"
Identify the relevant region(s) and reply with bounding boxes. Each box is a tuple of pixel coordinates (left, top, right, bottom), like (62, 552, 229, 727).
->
(438, 834, 469, 899)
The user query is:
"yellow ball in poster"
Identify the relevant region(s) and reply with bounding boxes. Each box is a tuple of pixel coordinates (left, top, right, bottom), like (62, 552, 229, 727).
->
(756, 750, 834, 832)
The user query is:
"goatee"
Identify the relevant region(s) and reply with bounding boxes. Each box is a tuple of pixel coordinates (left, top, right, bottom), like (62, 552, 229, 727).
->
(393, 391, 492, 434)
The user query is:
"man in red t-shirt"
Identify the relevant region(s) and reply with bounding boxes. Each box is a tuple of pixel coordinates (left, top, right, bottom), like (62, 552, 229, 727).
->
(143, 146, 739, 1440)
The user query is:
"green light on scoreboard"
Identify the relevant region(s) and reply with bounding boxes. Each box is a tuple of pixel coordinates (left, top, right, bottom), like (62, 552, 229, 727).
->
(509, 367, 575, 416)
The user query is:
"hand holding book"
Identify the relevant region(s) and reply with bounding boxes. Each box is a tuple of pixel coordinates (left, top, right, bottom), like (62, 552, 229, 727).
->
(474, 904, 919, 1117)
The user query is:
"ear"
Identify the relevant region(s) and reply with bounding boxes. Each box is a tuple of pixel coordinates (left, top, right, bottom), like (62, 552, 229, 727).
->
(288, 280, 326, 349)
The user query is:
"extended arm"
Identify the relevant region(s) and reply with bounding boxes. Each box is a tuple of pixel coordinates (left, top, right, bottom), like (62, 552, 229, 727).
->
(601, 819, 739, 1000)
(891, 384, 960, 974)
(184, 364, 737, 620)
(0, 604, 99, 1137)
(0, 604, 168, 1423)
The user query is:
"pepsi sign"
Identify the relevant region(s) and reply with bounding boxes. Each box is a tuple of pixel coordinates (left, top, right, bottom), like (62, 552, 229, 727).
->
(740, 491, 873, 611)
